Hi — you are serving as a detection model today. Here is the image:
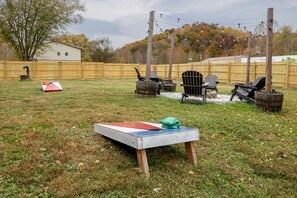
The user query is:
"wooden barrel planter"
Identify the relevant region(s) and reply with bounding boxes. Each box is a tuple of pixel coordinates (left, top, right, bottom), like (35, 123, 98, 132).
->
(136, 81, 158, 97)
(255, 91, 284, 112)
(20, 75, 30, 81)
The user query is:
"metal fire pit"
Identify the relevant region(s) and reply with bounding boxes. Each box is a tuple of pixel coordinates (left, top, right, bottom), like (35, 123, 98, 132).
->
(162, 80, 176, 92)
(20, 66, 30, 80)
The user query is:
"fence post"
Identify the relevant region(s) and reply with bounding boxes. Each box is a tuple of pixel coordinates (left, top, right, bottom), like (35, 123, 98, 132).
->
(254, 62, 257, 81)
(165, 65, 167, 79)
(228, 62, 231, 83)
(285, 62, 290, 88)
(207, 61, 211, 76)
(58, 61, 62, 79)
(33, 61, 37, 79)
(81, 61, 84, 79)
(177, 64, 180, 80)
(3, 61, 7, 80)
(102, 63, 105, 78)
(121, 64, 123, 79)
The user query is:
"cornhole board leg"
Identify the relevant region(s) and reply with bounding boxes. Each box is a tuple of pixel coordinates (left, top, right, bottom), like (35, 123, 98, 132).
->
(185, 141, 197, 166)
(136, 149, 150, 177)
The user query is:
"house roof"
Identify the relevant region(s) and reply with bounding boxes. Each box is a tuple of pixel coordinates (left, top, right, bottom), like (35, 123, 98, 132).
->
(45, 42, 82, 50)
(201, 55, 246, 63)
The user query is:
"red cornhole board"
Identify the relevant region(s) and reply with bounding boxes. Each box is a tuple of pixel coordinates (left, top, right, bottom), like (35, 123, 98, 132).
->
(42, 81, 62, 92)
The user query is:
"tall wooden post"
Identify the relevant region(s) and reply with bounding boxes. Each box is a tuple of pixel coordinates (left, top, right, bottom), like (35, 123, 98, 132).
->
(246, 31, 252, 84)
(168, 34, 174, 80)
(145, 11, 154, 81)
(265, 8, 273, 92)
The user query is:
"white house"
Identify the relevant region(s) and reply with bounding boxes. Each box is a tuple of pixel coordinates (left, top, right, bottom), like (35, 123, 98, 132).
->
(241, 55, 297, 62)
(201, 55, 297, 63)
(36, 42, 82, 61)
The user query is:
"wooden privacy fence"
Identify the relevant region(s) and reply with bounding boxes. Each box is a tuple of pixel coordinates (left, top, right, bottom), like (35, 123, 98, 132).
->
(0, 61, 296, 88)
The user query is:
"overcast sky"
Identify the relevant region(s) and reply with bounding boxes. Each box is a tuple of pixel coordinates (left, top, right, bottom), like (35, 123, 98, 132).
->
(68, 0, 297, 49)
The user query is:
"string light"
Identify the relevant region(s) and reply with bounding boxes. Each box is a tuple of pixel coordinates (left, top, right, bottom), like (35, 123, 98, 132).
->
(151, 11, 270, 49)
(155, 11, 264, 30)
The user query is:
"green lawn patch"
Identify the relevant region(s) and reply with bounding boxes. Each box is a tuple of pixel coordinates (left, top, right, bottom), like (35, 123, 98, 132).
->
(0, 79, 296, 197)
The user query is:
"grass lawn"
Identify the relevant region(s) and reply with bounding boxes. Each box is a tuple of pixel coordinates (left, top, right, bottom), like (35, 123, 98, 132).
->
(0, 79, 296, 197)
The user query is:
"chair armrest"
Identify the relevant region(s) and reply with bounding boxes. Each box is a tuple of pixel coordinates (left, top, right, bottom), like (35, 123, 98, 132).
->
(235, 83, 257, 89)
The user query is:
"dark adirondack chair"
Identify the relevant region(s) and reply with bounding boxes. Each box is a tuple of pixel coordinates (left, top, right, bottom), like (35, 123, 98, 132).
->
(205, 75, 219, 93)
(134, 67, 162, 94)
(181, 71, 207, 103)
(230, 76, 266, 103)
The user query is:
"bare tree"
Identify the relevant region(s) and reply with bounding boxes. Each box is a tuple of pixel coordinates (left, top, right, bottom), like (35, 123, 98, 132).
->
(90, 38, 115, 63)
(0, 0, 84, 61)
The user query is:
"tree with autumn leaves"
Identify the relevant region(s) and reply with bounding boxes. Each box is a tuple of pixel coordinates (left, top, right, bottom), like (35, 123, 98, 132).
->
(0, 0, 84, 61)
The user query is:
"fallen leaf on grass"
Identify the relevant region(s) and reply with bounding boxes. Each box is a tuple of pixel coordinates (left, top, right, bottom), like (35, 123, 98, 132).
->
(153, 188, 161, 193)
(78, 162, 85, 169)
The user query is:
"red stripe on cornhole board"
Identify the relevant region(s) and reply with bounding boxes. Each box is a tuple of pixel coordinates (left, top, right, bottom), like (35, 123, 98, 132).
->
(44, 84, 62, 92)
(105, 122, 162, 131)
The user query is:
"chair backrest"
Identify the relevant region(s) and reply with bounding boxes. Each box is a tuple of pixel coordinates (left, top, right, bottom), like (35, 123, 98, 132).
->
(205, 75, 218, 89)
(134, 67, 143, 81)
(182, 71, 203, 96)
(252, 76, 266, 89)
(134, 67, 161, 82)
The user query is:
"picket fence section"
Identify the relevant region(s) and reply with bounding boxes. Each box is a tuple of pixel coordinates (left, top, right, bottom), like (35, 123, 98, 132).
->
(0, 61, 296, 88)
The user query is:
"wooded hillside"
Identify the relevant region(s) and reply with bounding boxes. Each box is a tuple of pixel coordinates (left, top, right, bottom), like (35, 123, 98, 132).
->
(115, 23, 297, 64)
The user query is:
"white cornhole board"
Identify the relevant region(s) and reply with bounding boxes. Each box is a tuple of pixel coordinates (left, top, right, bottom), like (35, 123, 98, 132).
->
(94, 121, 199, 177)
(42, 81, 62, 92)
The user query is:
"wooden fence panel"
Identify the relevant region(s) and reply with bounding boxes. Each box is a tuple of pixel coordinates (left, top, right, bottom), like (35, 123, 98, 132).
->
(288, 63, 297, 87)
(35, 62, 59, 80)
(83, 62, 104, 78)
(229, 63, 246, 83)
(0, 60, 296, 88)
(209, 63, 230, 83)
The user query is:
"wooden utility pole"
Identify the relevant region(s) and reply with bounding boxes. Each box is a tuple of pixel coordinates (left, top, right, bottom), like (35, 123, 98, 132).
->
(168, 34, 175, 80)
(265, 8, 273, 92)
(246, 31, 252, 84)
(145, 11, 154, 81)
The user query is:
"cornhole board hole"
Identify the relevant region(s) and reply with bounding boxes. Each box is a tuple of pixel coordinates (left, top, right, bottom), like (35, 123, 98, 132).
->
(94, 121, 199, 177)
(42, 81, 62, 92)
